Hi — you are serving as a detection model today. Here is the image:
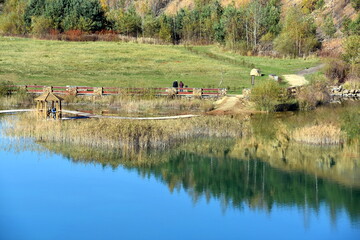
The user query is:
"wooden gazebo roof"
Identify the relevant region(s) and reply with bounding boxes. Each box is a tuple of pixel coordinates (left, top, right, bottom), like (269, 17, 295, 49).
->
(34, 92, 64, 102)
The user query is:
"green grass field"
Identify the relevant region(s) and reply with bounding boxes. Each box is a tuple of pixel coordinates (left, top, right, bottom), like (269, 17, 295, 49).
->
(0, 37, 320, 92)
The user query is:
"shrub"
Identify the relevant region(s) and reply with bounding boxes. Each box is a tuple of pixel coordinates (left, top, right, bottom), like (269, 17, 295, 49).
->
(351, 0, 360, 10)
(0, 81, 14, 96)
(301, 0, 317, 13)
(343, 77, 360, 90)
(322, 16, 336, 38)
(343, 35, 360, 63)
(325, 59, 349, 83)
(63, 29, 85, 41)
(296, 76, 330, 110)
(0, 0, 27, 34)
(31, 15, 53, 36)
(250, 81, 283, 111)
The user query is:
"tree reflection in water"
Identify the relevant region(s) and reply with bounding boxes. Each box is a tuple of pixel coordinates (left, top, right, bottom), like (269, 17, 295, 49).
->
(13, 138, 357, 226)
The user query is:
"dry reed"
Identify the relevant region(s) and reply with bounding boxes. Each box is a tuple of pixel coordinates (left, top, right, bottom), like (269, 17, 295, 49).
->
(63, 95, 215, 113)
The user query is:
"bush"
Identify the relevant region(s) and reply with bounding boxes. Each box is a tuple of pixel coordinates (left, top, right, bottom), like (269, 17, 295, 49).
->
(31, 15, 53, 36)
(325, 59, 349, 83)
(343, 77, 360, 90)
(250, 81, 283, 111)
(0, 81, 14, 96)
(343, 35, 360, 63)
(322, 16, 336, 38)
(296, 76, 330, 110)
(351, 0, 360, 10)
(0, 0, 27, 34)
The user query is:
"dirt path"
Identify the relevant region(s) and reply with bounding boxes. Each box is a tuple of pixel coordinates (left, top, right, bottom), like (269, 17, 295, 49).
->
(284, 64, 325, 87)
(207, 96, 257, 115)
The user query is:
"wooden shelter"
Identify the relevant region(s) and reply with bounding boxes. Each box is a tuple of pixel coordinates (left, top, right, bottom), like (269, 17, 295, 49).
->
(35, 92, 64, 120)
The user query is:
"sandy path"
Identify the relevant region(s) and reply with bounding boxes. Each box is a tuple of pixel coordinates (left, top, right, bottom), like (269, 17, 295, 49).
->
(283, 74, 308, 87)
(284, 64, 325, 87)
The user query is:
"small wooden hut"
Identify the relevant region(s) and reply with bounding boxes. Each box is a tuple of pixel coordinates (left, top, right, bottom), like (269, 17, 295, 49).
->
(35, 92, 64, 120)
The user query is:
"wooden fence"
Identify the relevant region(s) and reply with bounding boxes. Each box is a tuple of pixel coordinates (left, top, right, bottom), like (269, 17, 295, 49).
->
(10, 85, 227, 98)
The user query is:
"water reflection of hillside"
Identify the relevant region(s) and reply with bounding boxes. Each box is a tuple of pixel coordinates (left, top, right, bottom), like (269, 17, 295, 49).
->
(29, 138, 360, 225)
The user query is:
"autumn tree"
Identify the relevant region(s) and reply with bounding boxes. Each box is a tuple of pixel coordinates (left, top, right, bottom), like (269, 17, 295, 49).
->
(274, 7, 318, 57)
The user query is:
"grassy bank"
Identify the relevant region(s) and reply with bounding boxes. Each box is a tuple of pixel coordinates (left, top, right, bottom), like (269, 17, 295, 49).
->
(0, 37, 319, 92)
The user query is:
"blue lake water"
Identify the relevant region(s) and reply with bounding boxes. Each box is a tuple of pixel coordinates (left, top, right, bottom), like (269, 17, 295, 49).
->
(0, 119, 359, 240)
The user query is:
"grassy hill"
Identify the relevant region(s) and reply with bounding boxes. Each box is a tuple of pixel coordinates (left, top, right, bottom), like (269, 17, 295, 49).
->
(0, 37, 319, 92)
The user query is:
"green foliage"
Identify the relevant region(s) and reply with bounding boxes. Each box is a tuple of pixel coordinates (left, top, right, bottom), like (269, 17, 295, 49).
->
(315, 0, 325, 9)
(322, 16, 336, 38)
(300, 0, 317, 13)
(24, 0, 45, 29)
(351, 0, 360, 10)
(0, 0, 283, 50)
(143, 14, 160, 38)
(300, 0, 325, 14)
(343, 36, 360, 77)
(23, 0, 107, 32)
(343, 14, 360, 36)
(274, 7, 318, 57)
(0, 0, 27, 34)
(343, 35, 360, 75)
(159, 16, 172, 43)
(262, 0, 281, 36)
(341, 110, 360, 141)
(0, 80, 13, 96)
(107, 6, 141, 36)
(250, 81, 283, 111)
(31, 15, 53, 36)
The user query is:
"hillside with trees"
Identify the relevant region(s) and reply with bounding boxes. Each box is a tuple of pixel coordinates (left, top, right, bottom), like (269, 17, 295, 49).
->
(0, 0, 358, 54)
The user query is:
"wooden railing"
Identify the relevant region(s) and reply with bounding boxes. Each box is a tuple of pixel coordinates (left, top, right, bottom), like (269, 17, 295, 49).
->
(9, 85, 227, 98)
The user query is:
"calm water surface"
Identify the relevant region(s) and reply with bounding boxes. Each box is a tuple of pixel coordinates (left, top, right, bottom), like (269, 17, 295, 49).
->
(0, 115, 359, 240)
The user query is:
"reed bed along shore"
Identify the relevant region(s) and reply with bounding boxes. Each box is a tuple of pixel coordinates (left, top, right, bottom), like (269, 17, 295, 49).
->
(4, 112, 249, 150)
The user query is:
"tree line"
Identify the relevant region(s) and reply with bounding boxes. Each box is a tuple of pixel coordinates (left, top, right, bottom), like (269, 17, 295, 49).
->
(0, 0, 359, 57)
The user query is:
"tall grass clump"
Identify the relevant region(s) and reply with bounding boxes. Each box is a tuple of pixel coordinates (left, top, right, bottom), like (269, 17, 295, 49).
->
(0, 81, 13, 96)
(0, 81, 35, 108)
(292, 124, 344, 145)
(250, 81, 286, 111)
(63, 94, 214, 113)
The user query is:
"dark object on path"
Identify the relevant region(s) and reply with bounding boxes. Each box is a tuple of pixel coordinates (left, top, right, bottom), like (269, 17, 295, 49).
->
(173, 80, 178, 88)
